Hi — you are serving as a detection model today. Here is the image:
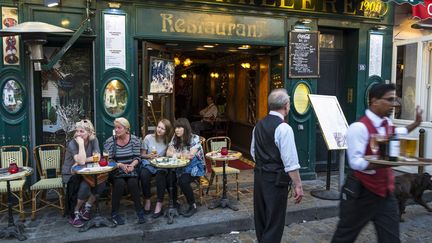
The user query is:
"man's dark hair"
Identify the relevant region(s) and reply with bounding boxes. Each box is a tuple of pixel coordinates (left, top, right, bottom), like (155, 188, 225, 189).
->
(368, 83, 396, 103)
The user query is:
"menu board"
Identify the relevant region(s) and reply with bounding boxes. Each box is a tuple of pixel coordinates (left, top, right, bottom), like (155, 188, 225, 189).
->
(289, 31, 319, 78)
(308, 94, 348, 150)
(104, 14, 126, 70)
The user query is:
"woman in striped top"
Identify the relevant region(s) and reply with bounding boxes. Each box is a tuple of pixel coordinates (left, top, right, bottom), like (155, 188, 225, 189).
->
(104, 117, 145, 225)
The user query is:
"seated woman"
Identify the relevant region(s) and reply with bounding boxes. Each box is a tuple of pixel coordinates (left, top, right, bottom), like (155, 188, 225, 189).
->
(140, 119, 173, 218)
(166, 118, 206, 217)
(104, 117, 145, 225)
(62, 119, 103, 228)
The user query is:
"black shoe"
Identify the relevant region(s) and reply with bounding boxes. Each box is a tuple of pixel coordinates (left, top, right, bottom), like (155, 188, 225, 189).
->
(137, 210, 146, 224)
(182, 205, 197, 218)
(112, 213, 125, 225)
(143, 209, 151, 215)
(152, 209, 164, 219)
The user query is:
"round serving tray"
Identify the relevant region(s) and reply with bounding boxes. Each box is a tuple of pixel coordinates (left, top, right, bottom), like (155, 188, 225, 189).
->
(365, 155, 432, 166)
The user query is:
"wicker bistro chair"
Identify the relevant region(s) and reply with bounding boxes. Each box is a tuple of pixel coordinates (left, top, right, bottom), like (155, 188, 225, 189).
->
(31, 144, 65, 219)
(205, 136, 240, 200)
(0, 145, 29, 220)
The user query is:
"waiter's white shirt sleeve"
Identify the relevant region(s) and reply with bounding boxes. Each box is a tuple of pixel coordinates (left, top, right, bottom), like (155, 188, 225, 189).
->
(347, 109, 408, 172)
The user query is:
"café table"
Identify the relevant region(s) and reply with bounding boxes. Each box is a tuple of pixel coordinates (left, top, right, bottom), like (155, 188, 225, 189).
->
(150, 157, 190, 224)
(205, 150, 242, 211)
(0, 166, 33, 241)
(72, 162, 117, 232)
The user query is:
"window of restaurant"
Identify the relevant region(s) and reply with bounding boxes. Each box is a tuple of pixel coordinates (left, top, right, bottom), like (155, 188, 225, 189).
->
(395, 43, 418, 120)
(40, 45, 94, 144)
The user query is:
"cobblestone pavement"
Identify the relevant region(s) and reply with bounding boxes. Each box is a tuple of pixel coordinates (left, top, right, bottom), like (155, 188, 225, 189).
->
(174, 204, 432, 243)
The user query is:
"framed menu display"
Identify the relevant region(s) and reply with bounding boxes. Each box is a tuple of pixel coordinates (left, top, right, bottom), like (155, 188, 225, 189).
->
(308, 94, 348, 150)
(289, 31, 320, 78)
(104, 14, 126, 70)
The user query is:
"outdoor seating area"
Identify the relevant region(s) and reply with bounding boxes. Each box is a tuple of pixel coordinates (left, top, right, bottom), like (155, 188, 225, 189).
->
(0, 136, 254, 240)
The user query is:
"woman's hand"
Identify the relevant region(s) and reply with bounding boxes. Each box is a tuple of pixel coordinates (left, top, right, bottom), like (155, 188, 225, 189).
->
(75, 136, 84, 146)
(119, 163, 128, 173)
(126, 164, 135, 173)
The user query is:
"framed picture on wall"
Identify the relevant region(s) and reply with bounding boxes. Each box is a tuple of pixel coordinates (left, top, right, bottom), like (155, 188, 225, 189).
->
(149, 57, 174, 93)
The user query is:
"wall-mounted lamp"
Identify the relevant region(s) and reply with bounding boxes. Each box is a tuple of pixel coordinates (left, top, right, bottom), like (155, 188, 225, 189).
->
(411, 19, 432, 29)
(183, 58, 193, 67)
(0, 22, 72, 71)
(44, 0, 60, 7)
(293, 18, 312, 31)
(372, 25, 387, 31)
(241, 62, 251, 69)
(181, 73, 187, 79)
(108, 2, 122, 9)
(174, 57, 181, 66)
(210, 72, 219, 78)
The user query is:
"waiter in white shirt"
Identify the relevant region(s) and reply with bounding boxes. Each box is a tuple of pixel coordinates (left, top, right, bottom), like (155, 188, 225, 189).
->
(331, 83, 422, 243)
(251, 89, 303, 243)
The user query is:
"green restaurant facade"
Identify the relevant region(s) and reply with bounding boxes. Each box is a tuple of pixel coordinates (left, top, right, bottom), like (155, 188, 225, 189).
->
(0, 0, 395, 179)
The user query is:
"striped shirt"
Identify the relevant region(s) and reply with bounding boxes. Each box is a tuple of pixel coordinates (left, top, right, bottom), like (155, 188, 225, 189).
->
(103, 135, 141, 164)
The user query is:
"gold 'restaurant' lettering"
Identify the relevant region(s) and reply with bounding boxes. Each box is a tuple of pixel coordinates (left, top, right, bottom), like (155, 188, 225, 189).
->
(160, 13, 264, 38)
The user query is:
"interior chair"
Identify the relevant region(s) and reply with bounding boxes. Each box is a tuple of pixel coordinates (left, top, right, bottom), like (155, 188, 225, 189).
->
(0, 145, 29, 220)
(31, 144, 65, 219)
(205, 136, 240, 200)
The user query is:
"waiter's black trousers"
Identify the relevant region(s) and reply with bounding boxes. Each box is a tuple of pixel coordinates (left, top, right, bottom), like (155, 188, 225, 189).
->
(253, 171, 289, 243)
(331, 186, 400, 243)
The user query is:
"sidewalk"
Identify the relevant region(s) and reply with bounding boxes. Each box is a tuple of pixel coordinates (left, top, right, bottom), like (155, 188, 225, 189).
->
(0, 170, 427, 242)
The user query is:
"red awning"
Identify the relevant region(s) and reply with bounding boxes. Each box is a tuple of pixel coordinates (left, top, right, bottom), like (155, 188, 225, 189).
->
(413, 0, 432, 19)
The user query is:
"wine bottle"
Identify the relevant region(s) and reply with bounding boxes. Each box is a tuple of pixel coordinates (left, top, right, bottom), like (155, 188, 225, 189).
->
(388, 126, 400, 161)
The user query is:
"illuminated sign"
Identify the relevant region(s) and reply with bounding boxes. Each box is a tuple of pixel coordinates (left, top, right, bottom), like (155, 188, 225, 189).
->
(198, 0, 389, 18)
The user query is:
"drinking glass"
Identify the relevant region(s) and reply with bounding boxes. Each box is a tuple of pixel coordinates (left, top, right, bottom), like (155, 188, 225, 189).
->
(151, 146, 158, 156)
(92, 152, 100, 163)
(221, 147, 228, 156)
(369, 134, 379, 156)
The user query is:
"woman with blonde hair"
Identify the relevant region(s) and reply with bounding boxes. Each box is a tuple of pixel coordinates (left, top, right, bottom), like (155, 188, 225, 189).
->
(104, 117, 145, 225)
(62, 119, 103, 228)
(140, 119, 172, 218)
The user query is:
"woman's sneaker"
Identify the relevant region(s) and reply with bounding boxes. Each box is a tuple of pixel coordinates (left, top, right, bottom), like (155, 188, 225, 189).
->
(80, 207, 91, 220)
(111, 213, 125, 225)
(69, 214, 84, 228)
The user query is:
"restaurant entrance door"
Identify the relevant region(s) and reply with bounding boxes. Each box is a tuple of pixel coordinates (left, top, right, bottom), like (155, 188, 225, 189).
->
(315, 29, 345, 171)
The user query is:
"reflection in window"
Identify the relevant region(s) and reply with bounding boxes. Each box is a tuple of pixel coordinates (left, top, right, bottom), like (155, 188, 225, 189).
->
(104, 79, 127, 116)
(395, 44, 417, 120)
(41, 46, 93, 144)
(2, 80, 23, 113)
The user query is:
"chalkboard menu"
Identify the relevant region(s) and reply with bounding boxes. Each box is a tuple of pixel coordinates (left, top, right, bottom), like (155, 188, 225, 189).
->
(289, 31, 320, 78)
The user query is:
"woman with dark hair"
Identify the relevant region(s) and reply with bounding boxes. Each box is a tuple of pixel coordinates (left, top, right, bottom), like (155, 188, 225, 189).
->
(166, 118, 206, 217)
(140, 119, 172, 218)
(104, 117, 145, 225)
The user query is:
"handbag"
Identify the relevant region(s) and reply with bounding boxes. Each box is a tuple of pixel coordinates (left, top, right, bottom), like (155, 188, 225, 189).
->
(109, 136, 138, 179)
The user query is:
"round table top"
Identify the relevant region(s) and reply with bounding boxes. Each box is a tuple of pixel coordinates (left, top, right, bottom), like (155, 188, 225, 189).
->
(205, 150, 242, 161)
(72, 162, 117, 175)
(0, 166, 33, 182)
(150, 157, 190, 168)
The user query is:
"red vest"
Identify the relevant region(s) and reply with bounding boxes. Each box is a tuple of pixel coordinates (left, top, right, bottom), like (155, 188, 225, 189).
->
(354, 116, 394, 197)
